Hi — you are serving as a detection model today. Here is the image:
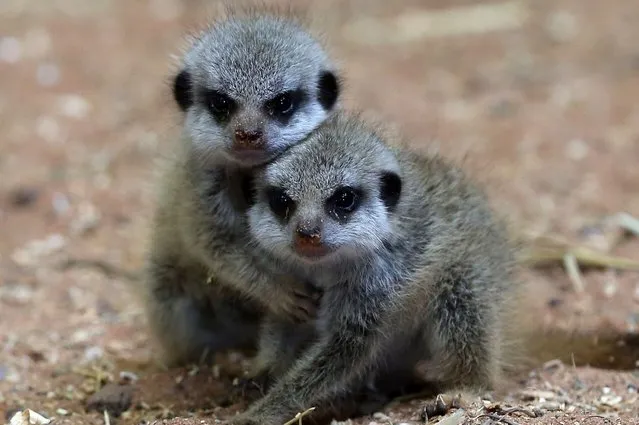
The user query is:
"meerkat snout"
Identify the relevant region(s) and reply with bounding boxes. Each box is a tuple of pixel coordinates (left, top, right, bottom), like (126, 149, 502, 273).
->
(233, 129, 264, 149)
(293, 221, 327, 258)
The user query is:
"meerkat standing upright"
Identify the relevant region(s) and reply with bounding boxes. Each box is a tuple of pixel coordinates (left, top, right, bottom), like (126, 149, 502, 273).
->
(229, 112, 517, 424)
(140, 7, 341, 367)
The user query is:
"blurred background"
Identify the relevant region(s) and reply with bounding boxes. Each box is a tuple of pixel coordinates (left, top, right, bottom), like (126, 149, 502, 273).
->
(1, 0, 638, 423)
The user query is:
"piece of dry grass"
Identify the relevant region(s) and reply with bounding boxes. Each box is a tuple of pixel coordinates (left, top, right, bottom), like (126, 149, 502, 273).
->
(282, 407, 316, 425)
(517, 233, 639, 271)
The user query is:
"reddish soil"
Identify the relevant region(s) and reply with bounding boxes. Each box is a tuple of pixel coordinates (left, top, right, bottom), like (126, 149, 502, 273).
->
(1, 0, 638, 424)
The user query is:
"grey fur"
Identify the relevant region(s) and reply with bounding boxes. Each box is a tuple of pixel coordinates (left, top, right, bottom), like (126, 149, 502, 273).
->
(141, 10, 340, 367)
(180, 12, 340, 166)
(234, 112, 518, 424)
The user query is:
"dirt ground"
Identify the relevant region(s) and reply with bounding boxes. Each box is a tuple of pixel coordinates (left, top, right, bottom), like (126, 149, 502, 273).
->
(1, 0, 638, 424)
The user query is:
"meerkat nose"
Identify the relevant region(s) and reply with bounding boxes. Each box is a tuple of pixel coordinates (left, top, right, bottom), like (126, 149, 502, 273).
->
(233, 129, 264, 149)
(293, 223, 330, 259)
(295, 224, 322, 246)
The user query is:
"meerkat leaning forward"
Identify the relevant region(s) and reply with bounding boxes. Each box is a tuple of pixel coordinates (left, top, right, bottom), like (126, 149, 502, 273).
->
(225, 111, 517, 424)
(140, 7, 342, 367)
(233, 112, 639, 424)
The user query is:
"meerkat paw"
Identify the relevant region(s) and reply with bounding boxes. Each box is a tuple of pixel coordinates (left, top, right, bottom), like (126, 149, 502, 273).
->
(270, 281, 322, 323)
(421, 391, 478, 421)
(232, 370, 274, 402)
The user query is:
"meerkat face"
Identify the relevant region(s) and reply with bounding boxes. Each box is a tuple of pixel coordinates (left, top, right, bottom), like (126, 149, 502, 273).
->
(173, 16, 341, 167)
(248, 115, 403, 266)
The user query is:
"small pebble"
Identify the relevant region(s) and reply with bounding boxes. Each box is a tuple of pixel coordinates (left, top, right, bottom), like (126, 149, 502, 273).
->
(23, 28, 52, 58)
(600, 394, 623, 406)
(4, 368, 20, 384)
(11, 233, 67, 266)
(0, 284, 34, 305)
(0, 37, 22, 63)
(83, 346, 104, 363)
(373, 412, 391, 421)
(603, 277, 617, 298)
(8, 187, 39, 208)
(51, 192, 70, 215)
(85, 383, 134, 417)
(35, 116, 62, 144)
(55, 408, 69, 416)
(36, 62, 61, 86)
(547, 298, 563, 308)
(70, 202, 101, 235)
(70, 331, 92, 347)
(58, 94, 91, 119)
(545, 10, 578, 43)
(566, 138, 589, 161)
(119, 371, 139, 384)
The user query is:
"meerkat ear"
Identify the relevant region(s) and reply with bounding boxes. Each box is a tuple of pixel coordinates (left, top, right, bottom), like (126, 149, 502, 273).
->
(317, 70, 340, 111)
(173, 69, 193, 112)
(380, 172, 402, 211)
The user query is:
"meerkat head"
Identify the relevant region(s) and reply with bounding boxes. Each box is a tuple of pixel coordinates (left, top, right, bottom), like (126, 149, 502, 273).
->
(173, 14, 341, 167)
(248, 114, 403, 266)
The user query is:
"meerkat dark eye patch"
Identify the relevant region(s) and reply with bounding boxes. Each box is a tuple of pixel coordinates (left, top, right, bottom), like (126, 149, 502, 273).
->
(204, 89, 237, 123)
(172, 69, 193, 111)
(317, 71, 340, 111)
(326, 186, 362, 222)
(265, 186, 296, 222)
(265, 89, 306, 123)
(380, 172, 402, 211)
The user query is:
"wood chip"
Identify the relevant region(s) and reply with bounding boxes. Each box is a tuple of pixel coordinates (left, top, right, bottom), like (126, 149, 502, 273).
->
(9, 409, 51, 425)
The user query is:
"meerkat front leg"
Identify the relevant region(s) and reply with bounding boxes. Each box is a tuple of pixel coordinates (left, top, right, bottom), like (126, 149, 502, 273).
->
(143, 253, 261, 366)
(251, 316, 317, 382)
(415, 268, 502, 392)
(226, 285, 394, 425)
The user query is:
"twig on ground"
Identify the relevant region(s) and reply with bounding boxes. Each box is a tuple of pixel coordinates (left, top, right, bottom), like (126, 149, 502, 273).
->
(610, 212, 639, 237)
(471, 414, 521, 425)
(563, 253, 585, 293)
(485, 406, 542, 418)
(58, 258, 139, 281)
(518, 233, 639, 271)
(282, 407, 316, 425)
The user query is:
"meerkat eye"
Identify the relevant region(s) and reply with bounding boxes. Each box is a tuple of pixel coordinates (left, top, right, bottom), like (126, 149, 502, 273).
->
(265, 90, 304, 120)
(266, 186, 296, 221)
(326, 186, 362, 222)
(205, 90, 236, 121)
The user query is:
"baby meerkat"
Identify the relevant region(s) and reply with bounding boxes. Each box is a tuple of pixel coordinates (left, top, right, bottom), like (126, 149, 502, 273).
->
(235, 112, 639, 423)
(141, 7, 341, 367)
(228, 112, 518, 424)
